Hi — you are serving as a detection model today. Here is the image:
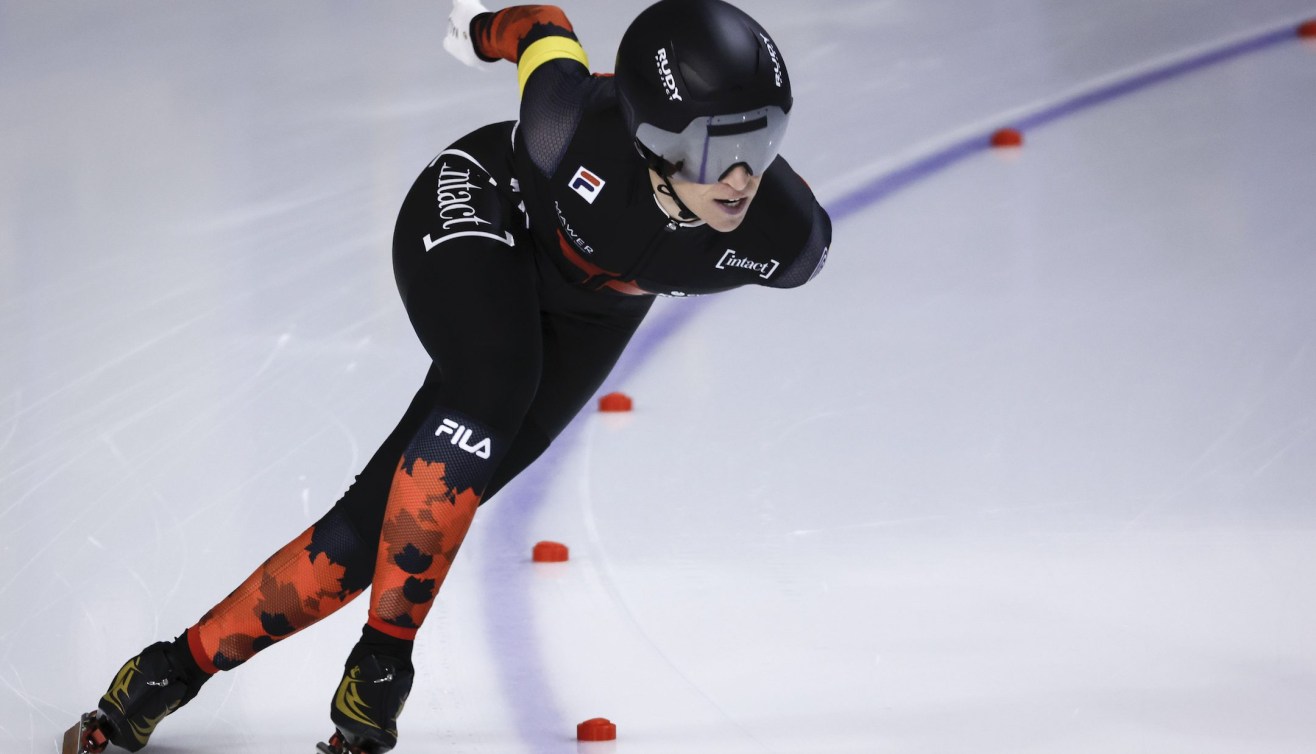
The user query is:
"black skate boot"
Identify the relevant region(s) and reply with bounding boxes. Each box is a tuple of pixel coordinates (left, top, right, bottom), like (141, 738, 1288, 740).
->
(94, 641, 207, 752)
(323, 646, 414, 754)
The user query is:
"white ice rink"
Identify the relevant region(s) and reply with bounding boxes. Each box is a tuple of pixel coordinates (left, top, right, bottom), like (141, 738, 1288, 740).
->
(4, 1, 1316, 752)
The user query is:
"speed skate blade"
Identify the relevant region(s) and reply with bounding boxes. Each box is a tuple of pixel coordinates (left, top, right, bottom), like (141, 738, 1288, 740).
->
(60, 721, 81, 754)
(316, 731, 382, 754)
(315, 733, 347, 754)
(61, 712, 108, 754)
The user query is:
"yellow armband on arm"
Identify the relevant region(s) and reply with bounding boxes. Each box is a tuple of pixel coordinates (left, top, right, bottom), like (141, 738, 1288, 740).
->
(517, 36, 589, 95)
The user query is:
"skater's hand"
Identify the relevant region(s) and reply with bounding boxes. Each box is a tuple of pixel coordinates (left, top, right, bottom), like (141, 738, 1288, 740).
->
(444, 0, 496, 69)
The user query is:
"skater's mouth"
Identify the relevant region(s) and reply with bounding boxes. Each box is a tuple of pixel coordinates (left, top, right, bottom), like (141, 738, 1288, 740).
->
(713, 196, 748, 215)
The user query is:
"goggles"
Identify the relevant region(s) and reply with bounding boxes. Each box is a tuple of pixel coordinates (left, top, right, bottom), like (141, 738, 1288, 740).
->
(635, 105, 790, 184)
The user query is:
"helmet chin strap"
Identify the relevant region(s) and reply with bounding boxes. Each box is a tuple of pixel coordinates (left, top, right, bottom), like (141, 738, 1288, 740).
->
(637, 142, 701, 224)
(655, 176, 700, 223)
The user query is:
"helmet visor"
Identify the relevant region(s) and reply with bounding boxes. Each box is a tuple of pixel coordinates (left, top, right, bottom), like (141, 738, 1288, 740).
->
(636, 106, 790, 184)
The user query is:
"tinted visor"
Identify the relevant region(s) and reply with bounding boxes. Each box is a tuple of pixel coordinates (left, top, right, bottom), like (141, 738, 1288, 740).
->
(635, 106, 790, 184)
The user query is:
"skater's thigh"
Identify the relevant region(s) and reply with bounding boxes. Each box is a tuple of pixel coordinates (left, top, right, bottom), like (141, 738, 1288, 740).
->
(530, 294, 653, 437)
(391, 125, 541, 431)
(482, 292, 653, 500)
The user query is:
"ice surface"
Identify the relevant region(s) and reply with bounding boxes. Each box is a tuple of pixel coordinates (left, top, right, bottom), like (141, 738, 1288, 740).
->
(3, 1, 1316, 752)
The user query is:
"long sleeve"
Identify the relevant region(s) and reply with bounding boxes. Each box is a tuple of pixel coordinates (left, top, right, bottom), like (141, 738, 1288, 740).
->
(470, 5, 589, 95)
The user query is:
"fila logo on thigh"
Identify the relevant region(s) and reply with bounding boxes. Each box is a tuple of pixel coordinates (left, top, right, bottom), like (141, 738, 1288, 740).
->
(436, 418, 492, 459)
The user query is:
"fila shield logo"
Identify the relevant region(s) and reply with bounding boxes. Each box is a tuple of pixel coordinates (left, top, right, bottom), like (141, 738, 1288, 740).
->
(716, 249, 780, 279)
(436, 419, 492, 460)
(569, 166, 606, 204)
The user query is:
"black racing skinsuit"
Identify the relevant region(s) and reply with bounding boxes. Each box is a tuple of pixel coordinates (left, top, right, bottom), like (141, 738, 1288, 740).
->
(332, 4, 831, 553)
(176, 5, 832, 679)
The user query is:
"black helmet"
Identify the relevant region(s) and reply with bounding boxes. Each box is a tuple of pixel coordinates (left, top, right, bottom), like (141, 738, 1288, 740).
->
(615, 0, 792, 184)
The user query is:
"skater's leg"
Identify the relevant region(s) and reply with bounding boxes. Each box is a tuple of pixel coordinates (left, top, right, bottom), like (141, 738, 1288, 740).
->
(330, 124, 542, 753)
(184, 364, 448, 673)
(85, 368, 457, 752)
(482, 286, 654, 501)
(364, 125, 541, 641)
(184, 505, 372, 672)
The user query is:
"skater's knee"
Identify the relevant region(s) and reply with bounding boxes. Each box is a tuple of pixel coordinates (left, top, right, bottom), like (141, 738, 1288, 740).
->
(431, 368, 537, 438)
(481, 419, 552, 502)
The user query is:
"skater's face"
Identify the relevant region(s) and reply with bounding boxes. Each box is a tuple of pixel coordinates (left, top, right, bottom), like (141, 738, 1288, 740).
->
(651, 164, 762, 233)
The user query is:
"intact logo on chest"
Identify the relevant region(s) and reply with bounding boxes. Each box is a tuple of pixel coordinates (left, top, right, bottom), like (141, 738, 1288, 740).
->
(716, 249, 779, 279)
(569, 166, 607, 204)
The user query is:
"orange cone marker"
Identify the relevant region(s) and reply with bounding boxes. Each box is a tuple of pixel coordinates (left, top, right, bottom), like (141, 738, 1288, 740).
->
(532, 541, 569, 563)
(577, 717, 617, 741)
(991, 127, 1024, 148)
(598, 392, 633, 412)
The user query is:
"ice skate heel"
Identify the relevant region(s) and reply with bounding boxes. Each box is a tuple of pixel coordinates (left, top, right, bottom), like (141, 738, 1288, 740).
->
(60, 712, 110, 754)
(315, 731, 355, 754)
(315, 728, 396, 754)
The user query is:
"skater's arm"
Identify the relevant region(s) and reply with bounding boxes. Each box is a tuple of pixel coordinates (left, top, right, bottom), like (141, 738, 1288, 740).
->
(771, 199, 830, 288)
(456, 4, 599, 179)
(751, 158, 832, 289)
(469, 5, 588, 94)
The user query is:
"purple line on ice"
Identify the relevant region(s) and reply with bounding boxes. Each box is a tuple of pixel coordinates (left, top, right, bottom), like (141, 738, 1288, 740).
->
(474, 299, 708, 752)
(827, 24, 1295, 223)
